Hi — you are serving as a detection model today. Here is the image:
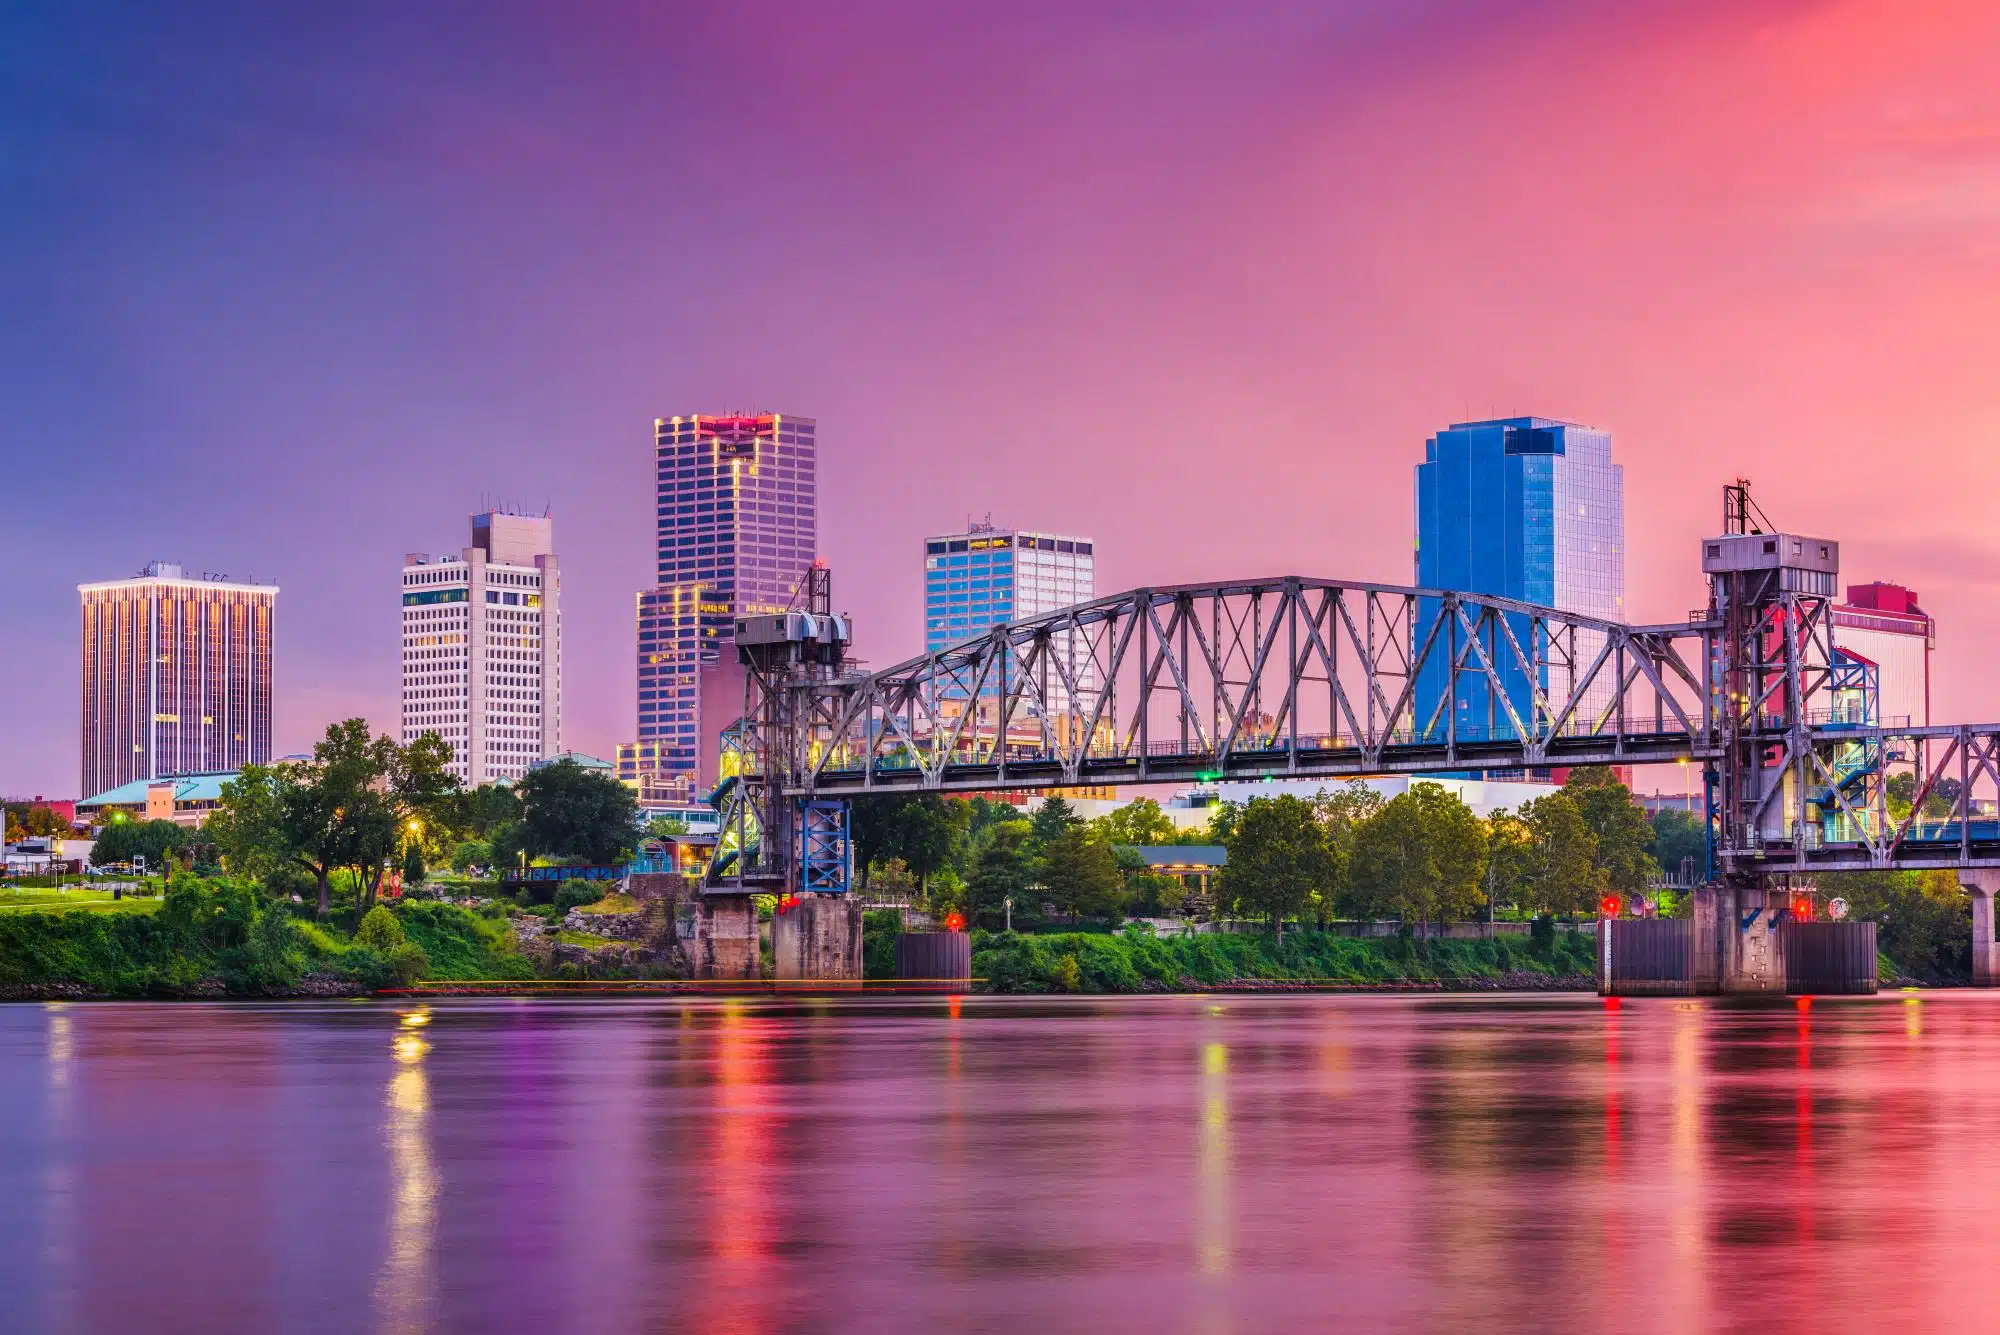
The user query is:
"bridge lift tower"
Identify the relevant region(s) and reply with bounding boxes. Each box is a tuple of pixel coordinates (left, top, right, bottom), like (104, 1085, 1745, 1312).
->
(1699, 480, 1845, 992)
(710, 563, 866, 980)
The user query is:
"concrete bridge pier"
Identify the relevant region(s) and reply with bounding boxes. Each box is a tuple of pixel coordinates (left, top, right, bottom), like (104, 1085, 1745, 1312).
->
(1714, 883, 1788, 996)
(689, 894, 761, 980)
(772, 894, 864, 983)
(1960, 871, 2000, 986)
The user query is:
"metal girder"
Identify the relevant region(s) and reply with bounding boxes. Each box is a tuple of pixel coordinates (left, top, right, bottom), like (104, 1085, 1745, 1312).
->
(715, 572, 2000, 882)
(783, 578, 1721, 796)
(1729, 723, 2000, 871)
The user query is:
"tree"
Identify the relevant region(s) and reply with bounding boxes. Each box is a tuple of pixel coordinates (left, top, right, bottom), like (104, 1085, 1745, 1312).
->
(1095, 797, 1180, 848)
(1029, 796, 1082, 851)
(516, 758, 640, 865)
(1347, 783, 1488, 928)
(896, 796, 967, 897)
(1562, 768, 1659, 895)
(851, 795, 909, 889)
(962, 796, 1024, 846)
(89, 818, 188, 868)
(1886, 771, 1955, 822)
(1220, 794, 1334, 941)
(1501, 793, 1603, 918)
(1039, 826, 1125, 921)
(1647, 809, 1707, 882)
(1311, 781, 1383, 925)
(8, 805, 72, 839)
(1203, 800, 1244, 846)
(209, 720, 461, 917)
(1825, 869, 1970, 982)
(448, 840, 491, 873)
(966, 822, 1034, 926)
(439, 783, 525, 841)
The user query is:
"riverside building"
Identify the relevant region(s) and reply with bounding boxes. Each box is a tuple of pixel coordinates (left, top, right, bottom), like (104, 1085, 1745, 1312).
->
(400, 511, 561, 785)
(78, 562, 277, 797)
(625, 413, 817, 791)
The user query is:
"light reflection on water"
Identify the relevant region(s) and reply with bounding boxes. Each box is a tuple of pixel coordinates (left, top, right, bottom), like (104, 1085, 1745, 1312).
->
(377, 1007, 436, 1335)
(6, 993, 2000, 1333)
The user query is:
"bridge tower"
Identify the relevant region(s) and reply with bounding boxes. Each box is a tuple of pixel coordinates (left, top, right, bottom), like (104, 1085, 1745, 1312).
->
(710, 564, 864, 981)
(1701, 480, 1842, 992)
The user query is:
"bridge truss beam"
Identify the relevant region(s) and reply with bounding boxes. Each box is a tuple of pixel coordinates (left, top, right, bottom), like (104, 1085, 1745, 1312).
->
(782, 578, 1719, 792)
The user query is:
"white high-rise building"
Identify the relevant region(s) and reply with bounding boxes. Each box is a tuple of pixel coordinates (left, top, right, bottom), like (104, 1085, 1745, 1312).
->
(401, 511, 561, 785)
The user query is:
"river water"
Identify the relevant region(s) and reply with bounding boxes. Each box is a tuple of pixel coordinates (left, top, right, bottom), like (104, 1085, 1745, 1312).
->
(3, 992, 1998, 1334)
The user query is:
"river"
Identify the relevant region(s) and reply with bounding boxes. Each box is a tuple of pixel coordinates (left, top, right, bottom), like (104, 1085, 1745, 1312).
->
(3, 992, 1998, 1334)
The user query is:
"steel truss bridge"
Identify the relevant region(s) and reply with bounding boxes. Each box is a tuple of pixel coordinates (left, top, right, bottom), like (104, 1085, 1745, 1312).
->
(715, 571, 2000, 890)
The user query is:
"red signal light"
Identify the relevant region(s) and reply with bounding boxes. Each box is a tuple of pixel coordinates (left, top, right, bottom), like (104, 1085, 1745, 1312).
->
(1600, 895, 1623, 918)
(1790, 894, 1815, 920)
(943, 910, 967, 932)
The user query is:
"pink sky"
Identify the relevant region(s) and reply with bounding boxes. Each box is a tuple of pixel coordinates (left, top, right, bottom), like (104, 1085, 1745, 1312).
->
(3, 0, 1998, 793)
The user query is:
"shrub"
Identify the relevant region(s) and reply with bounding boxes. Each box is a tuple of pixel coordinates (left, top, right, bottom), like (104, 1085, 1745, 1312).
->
(355, 906, 406, 951)
(553, 881, 609, 913)
(384, 942, 430, 986)
(862, 909, 901, 980)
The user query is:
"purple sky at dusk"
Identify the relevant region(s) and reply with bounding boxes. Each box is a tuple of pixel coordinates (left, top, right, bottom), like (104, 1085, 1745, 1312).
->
(5, 0, 1999, 796)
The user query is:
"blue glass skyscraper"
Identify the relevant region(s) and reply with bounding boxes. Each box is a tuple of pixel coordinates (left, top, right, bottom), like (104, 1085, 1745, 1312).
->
(1412, 417, 1624, 743)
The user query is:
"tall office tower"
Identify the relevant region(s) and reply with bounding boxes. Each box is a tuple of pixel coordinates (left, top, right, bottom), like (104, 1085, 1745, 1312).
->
(628, 413, 816, 789)
(923, 523, 1096, 652)
(78, 562, 277, 797)
(922, 522, 1097, 730)
(1412, 417, 1624, 745)
(400, 511, 561, 786)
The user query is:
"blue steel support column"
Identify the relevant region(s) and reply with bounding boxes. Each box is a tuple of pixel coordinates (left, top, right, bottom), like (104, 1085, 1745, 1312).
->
(1702, 765, 1717, 884)
(798, 799, 852, 895)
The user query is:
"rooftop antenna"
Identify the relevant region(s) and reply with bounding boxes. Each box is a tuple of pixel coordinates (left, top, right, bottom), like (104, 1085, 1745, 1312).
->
(1723, 478, 1776, 536)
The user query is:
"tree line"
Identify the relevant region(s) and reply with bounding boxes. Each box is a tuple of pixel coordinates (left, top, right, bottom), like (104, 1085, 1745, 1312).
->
(198, 719, 639, 916)
(852, 768, 1698, 932)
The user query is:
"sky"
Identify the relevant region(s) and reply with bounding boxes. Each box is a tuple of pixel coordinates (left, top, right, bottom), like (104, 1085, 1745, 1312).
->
(4, 0, 1999, 797)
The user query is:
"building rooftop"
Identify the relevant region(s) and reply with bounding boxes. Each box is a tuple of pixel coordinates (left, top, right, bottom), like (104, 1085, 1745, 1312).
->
(528, 752, 614, 773)
(78, 772, 241, 810)
(1122, 845, 1228, 869)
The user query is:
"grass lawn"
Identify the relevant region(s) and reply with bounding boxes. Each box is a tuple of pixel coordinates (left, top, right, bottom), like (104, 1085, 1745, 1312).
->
(554, 929, 620, 949)
(574, 893, 640, 916)
(0, 887, 161, 914)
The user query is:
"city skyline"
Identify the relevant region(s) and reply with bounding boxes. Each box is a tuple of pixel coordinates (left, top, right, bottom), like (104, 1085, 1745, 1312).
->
(7, 1, 2000, 794)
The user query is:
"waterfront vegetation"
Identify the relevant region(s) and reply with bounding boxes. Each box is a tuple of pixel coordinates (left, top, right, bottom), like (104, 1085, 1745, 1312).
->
(0, 738, 1977, 994)
(968, 924, 1601, 993)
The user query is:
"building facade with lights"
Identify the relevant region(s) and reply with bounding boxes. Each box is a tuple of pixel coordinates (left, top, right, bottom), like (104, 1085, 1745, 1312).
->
(923, 524, 1095, 652)
(921, 522, 1097, 737)
(400, 511, 561, 786)
(78, 562, 277, 797)
(627, 413, 817, 790)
